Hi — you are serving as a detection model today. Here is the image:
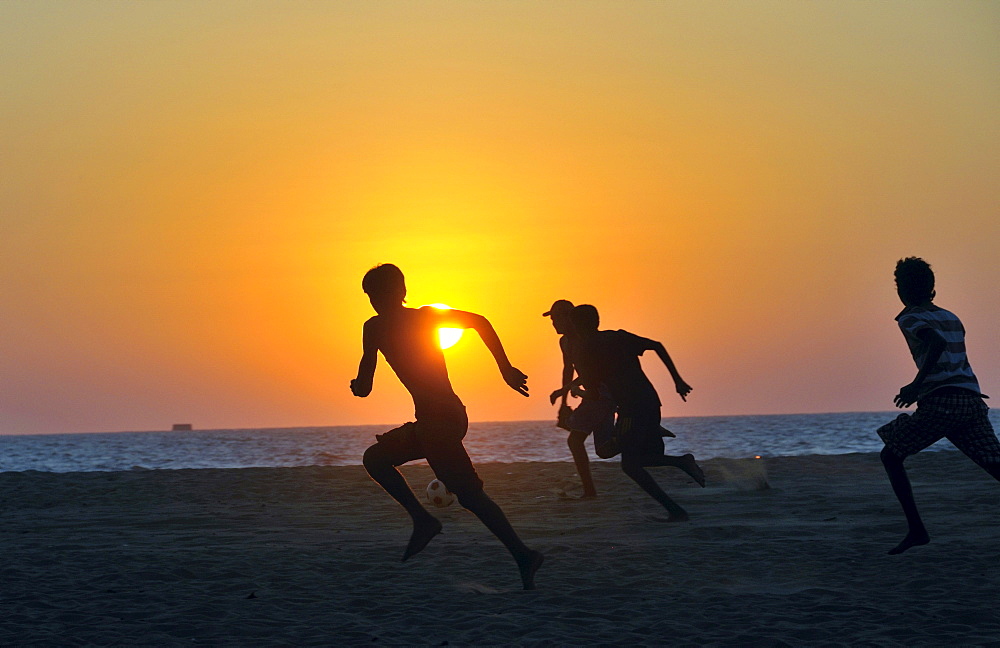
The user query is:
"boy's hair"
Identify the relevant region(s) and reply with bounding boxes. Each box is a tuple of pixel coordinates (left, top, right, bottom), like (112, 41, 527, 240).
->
(570, 304, 600, 331)
(894, 257, 935, 304)
(362, 263, 406, 300)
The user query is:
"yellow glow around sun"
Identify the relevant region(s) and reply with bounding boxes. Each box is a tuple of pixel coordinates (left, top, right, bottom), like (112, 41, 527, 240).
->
(425, 304, 464, 350)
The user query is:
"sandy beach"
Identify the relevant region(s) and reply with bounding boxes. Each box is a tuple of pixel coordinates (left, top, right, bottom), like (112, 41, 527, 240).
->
(3, 452, 1000, 646)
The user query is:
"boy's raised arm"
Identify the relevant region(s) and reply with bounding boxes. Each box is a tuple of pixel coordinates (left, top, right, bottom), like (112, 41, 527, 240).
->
(648, 339, 692, 402)
(446, 309, 529, 397)
(350, 320, 378, 397)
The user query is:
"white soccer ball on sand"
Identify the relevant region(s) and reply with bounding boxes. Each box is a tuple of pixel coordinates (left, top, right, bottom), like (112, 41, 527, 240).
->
(425, 478, 455, 508)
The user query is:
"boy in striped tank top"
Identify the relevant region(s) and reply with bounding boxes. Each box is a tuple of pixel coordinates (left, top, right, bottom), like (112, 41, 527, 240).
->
(877, 257, 1000, 554)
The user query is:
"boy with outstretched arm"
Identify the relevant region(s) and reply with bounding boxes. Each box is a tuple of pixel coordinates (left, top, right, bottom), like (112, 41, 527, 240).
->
(551, 304, 705, 521)
(877, 257, 1000, 555)
(351, 264, 544, 589)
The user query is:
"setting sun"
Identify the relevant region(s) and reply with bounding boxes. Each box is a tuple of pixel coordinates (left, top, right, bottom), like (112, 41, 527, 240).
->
(2, 1, 998, 436)
(425, 304, 464, 350)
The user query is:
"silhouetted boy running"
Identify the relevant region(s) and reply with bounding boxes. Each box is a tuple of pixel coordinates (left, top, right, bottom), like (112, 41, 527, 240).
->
(552, 304, 704, 521)
(351, 264, 544, 589)
(543, 299, 609, 497)
(877, 257, 1000, 554)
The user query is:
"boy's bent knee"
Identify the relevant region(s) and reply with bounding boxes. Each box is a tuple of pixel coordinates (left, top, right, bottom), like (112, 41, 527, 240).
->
(977, 460, 1000, 481)
(363, 444, 388, 469)
(455, 485, 487, 509)
(880, 446, 904, 466)
(620, 456, 642, 476)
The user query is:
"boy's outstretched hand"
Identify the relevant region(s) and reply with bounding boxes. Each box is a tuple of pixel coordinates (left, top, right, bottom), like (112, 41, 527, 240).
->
(502, 366, 529, 397)
(675, 379, 693, 402)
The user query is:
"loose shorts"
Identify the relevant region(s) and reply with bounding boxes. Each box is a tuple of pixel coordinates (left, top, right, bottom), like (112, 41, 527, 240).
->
(877, 392, 1000, 466)
(619, 408, 665, 456)
(569, 391, 616, 439)
(599, 408, 664, 459)
(373, 405, 483, 495)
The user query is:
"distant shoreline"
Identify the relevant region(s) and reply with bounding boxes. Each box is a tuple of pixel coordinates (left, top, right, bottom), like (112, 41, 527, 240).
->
(2, 410, 907, 437)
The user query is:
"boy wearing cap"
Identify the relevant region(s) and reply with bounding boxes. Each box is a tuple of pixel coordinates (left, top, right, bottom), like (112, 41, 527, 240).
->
(543, 299, 612, 497)
(876, 257, 1000, 555)
(352, 263, 544, 589)
(552, 304, 704, 521)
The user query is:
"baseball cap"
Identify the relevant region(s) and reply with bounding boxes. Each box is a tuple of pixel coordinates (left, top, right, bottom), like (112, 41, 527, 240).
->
(542, 299, 574, 317)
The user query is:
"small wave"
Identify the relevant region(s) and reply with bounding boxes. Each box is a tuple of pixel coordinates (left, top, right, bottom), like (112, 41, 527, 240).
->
(311, 451, 344, 465)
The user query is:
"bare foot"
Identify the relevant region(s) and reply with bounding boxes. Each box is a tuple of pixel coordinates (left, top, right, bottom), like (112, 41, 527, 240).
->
(517, 550, 545, 590)
(401, 516, 442, 562)
(887, 531, 930, 555)
(681, 453, 706, 487)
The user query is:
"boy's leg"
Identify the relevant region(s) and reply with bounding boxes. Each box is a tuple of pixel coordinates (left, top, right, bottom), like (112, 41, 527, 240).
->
(876, 412, 940, 554)
(362, 425, 442, 562)
(616, 411, 690, 520)
(945, 397, 1000, 482)
(624, 413, 705, 487)
(455, 489, 545, 589)
(879, 447, 929, 554)
(568, 399, 613, 496)
(567, 430, 597, 497)
(639, 453, 706, 487)
(424, 420, 544, 589)
(620, 454, 688, 521)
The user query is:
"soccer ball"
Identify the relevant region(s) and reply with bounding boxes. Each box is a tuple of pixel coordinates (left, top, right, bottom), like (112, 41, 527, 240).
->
(425, 479, 455, 508)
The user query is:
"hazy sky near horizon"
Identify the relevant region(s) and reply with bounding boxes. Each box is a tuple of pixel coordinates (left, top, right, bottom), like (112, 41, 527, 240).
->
(3, 1, 998, 434)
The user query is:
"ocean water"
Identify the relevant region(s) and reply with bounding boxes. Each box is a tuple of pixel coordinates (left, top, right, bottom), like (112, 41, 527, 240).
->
(3, 411, 999, 473)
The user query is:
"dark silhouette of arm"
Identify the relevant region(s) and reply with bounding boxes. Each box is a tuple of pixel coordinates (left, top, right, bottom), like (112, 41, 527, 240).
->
(442, 309, 529, 397)
(550, 376, 585, 405)
(559, 337, 575, 409)
(351, 319, 378, 397)
(643, 338, 692, 402)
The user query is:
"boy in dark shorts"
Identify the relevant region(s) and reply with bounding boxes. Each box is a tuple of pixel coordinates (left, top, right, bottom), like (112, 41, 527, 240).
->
(543, 299, 609, 497)
(551, 304, 705, 521)
(877, 257, 1000, 555)
(351, 264, 544, 589)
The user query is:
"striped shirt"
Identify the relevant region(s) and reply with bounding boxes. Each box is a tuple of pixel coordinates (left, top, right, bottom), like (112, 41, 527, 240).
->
(896, 305, 982, 399)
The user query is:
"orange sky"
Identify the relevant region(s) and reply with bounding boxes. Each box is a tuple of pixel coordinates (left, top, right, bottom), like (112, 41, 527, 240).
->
(3, 1, 998, 434)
